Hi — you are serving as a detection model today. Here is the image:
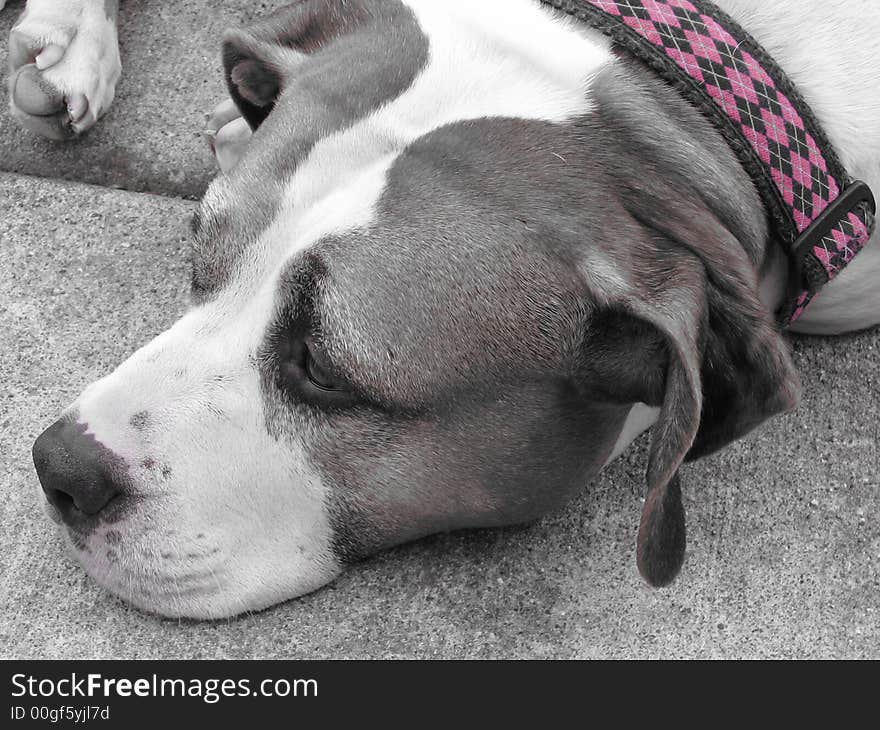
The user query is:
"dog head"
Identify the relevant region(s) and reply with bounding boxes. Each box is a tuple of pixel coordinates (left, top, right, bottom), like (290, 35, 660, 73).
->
(32, 0, 799, 617)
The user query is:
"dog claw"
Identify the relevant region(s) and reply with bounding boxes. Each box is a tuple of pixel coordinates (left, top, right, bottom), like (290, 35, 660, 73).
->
(35, 44, 65, 70)
(205, 99, 242, 135)
(211, 117, 253, 173)
(67, 94, 89, 123)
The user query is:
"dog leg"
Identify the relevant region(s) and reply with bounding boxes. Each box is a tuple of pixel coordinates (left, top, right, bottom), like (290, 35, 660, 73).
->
(204, 98, 252, 174)
(7, 0, 121, 140)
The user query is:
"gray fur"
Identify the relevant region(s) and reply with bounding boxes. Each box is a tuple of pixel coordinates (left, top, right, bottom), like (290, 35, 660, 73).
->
(37, 2, 803, 596)
(191, 0, 429, 296)
(253, 59, 799, 573)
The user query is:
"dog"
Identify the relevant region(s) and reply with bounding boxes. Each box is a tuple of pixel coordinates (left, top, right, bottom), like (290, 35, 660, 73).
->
(13, 0, 880, 618)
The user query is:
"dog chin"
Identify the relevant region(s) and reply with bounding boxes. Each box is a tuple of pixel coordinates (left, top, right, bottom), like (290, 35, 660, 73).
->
(59, 522, 339, 620)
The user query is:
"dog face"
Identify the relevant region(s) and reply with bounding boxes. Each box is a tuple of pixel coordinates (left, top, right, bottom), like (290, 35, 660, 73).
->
(32, 0, 800, 618)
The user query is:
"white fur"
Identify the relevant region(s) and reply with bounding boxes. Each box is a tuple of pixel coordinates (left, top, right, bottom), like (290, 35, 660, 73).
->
(65, 0, 612, 617)
(14, 0, 878, 330)
(605, 0, 880, 453)
(28, 0, 880, 616)
(211, 0, 612, 176)
(73, 300, 339, 618)
(275, 0, 611, 258)
(713, 0, 880, 334)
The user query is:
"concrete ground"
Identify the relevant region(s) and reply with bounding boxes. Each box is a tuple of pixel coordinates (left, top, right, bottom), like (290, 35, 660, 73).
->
(0, 0, 290, 198)
(1, 1, 878, 660)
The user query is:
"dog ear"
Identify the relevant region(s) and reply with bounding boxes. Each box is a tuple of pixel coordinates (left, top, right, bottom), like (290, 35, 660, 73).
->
(221, 1, 366, 128)
(222, 26, 306, 129)
(577, 273, 705, 587)
(577, 193, 800, 587)
(627, 272, 715, 589)
(221, 2, 427, 132)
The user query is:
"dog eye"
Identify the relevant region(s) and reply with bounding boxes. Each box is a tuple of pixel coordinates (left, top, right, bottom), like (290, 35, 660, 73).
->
(273, 327, 361, 409)
(304, 341, 342, 392)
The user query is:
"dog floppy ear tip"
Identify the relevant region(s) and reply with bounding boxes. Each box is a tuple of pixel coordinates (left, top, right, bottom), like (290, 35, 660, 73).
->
(636, 471, 687, 588)
(637, 551, 685, 588)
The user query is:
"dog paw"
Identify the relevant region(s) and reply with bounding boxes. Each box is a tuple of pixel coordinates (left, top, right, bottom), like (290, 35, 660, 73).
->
(7, 1, 121, 140)
(204, 98, 252, 173)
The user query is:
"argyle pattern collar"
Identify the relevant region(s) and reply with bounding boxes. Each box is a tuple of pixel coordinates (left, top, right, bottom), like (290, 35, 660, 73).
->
(541, 0, 876, 325)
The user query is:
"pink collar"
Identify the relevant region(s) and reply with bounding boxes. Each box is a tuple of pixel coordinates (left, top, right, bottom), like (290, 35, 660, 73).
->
(542, 0, 876, 325)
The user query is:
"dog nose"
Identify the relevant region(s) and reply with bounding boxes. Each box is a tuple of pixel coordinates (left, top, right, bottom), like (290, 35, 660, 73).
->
(32, 419, 122, 523)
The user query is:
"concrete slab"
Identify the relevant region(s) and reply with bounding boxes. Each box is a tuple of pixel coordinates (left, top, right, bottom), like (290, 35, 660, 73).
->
(1, 172, 878, 659)
(0, 0, 288, 199)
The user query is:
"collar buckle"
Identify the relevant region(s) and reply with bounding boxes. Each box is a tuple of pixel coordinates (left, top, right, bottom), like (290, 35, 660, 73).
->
(792, 180, 876, 294)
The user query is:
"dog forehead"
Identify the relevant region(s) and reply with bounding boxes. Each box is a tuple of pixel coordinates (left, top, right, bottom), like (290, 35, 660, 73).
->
(310, 123, 599, 385)
(194, 0, 611, 299)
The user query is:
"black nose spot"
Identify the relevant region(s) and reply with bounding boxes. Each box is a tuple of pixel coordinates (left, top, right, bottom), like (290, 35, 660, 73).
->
(32, 419, 128, 526)
(129, 410, 151, 432)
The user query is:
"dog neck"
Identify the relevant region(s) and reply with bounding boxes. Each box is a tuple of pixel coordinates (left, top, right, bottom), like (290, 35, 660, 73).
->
(419, 0, 791, 316)
(587, 53, 788, 314)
